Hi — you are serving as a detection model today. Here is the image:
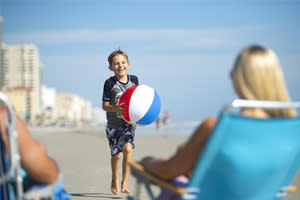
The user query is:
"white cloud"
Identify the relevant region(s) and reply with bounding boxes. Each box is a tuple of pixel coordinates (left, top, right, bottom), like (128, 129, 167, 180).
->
(3, 26, 263, 49)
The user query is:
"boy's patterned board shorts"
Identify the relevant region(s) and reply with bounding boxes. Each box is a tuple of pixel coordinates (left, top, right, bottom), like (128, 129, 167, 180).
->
(106, 125, 136, 156)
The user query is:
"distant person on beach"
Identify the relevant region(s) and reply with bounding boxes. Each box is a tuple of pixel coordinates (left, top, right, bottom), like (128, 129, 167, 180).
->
(139, 45, 297, 200)
(162, 111, 171, 133)
(0, 106, 59, 194)
(102, 49, 139, 194)
(155, 112, 162, 134)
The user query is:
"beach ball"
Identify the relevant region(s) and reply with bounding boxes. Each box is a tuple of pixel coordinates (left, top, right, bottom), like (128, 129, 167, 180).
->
(119, 84, 161, 126)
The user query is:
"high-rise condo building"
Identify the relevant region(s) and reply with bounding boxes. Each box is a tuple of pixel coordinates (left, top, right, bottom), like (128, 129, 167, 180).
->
(1, 45, 42, 121)
(0, 17, 4, 88)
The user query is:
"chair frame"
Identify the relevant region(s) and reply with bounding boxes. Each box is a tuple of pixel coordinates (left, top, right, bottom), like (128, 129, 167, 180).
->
(128, 99, 300, 200)
(0, 92, 69, 200)
(0, 92, 23, 200)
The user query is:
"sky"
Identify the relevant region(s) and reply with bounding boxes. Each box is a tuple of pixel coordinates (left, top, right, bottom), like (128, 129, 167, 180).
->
(1, 0, 300, 123)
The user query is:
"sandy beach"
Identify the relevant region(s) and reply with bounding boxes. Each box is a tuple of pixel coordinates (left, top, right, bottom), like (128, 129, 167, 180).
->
(30, 128, 300, 200)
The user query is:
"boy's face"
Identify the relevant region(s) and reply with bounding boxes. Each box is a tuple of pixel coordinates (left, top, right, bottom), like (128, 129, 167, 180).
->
(109, 54, 130, 79)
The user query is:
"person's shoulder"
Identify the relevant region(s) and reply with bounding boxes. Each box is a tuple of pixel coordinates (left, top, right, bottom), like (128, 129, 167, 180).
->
(104, 76, 117, 85)
(129, 74, 139, 84)
(105, 76, 117, 82)
(202, 117, 217, 129)
(129, 74, 138, 77)
(129, 74, 138, 79)
(0, 106, 8, 119)
(0, 106, 8, 113)
(193, 117, 217, 138)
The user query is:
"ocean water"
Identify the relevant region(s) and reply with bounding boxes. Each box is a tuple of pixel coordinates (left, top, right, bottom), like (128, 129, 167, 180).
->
(93, 121, 200, 136)
(136, 121, 200, 136)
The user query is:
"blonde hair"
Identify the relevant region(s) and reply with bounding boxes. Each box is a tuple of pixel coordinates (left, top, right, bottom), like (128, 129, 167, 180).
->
(107, 48, 129, 67)
(231, 45, 296, 117)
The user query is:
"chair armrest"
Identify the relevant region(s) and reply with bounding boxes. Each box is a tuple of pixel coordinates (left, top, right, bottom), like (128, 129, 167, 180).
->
(128, 160, 186, 195)
(23, 174, 70, 200)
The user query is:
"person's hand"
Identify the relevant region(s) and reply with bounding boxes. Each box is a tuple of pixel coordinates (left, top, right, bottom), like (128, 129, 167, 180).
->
(114, 101, 125, 114)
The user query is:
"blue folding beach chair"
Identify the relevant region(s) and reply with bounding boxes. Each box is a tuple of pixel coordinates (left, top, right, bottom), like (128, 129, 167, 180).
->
(128, 99, 300, 200)
(0, 92, 70, 200)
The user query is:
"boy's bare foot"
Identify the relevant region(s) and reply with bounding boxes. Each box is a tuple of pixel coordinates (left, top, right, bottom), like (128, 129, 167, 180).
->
(121, 188, 130, 194)
(111, 178, 119, 194)
(121, 181, 130, 194)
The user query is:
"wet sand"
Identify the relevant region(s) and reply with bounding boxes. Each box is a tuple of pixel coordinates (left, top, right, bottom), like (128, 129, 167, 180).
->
(31, 128, 300, 200)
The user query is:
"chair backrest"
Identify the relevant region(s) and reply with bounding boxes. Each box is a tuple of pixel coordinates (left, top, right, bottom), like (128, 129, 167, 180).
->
(182, 99, 300, 200)
(0, 92, 23, 200)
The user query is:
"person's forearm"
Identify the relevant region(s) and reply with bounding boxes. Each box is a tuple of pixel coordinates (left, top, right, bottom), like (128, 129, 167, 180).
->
(141, 157, 176, 180)
(27, 157, 58, 184)
(21, 142, 59, 184)
(102, 101, 124, 113)
(102, 103, 118, 112)
(141, 118, 217, 180)
(37, 157, 59, 184)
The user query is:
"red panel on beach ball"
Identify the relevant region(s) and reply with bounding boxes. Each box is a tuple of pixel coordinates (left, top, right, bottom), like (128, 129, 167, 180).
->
(119, 85, 139, 122)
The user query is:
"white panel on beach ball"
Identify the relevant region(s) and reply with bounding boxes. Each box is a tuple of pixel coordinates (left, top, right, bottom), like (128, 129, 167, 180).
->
(129, 84, 154, 123)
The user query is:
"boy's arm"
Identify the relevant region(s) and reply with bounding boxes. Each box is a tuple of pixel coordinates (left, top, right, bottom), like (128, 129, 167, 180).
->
(102, 101, 124, 113)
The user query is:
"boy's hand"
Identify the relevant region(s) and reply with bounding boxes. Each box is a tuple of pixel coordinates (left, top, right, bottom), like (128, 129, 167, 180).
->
(115, 102, 125, 114)
(102, 100, 125, 114)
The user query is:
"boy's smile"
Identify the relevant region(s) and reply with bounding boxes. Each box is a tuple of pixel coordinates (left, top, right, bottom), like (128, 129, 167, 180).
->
(110, 54, 130, 80)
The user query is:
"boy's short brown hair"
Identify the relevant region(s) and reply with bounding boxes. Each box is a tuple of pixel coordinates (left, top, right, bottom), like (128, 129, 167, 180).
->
(108, 49, 129, 66)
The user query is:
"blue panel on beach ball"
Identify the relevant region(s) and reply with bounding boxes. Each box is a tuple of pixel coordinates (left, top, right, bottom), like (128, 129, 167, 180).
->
(136, 91, 161, 125)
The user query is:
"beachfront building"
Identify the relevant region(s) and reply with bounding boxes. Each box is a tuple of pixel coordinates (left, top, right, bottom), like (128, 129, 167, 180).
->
(41, 85, 57, 124)
(56, 92, 92, 126)
(0, 17, 4, 89)
(0, 45, 42, 123)
(80, 100, 92, 122)
(1, 87, 32, 121)
(92, 108, 106, 124)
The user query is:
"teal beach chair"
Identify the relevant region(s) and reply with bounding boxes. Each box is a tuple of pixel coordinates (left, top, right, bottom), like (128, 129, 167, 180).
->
(128, 99, 300, 200)
(0, 92, 70, 200)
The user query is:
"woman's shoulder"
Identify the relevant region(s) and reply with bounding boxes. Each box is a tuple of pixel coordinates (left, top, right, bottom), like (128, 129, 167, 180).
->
(193, 117, 217, 138)
(0, 106, 8, 114)
(202, 117, 218, 129)
(0, 107, 8, 125)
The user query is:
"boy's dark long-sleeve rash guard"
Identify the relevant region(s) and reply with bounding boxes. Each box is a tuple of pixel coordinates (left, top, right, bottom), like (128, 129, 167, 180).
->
(102, 74, 139, 128)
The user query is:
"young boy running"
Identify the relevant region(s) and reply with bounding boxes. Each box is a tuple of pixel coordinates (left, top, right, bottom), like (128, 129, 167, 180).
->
(102, 49, 139, 194)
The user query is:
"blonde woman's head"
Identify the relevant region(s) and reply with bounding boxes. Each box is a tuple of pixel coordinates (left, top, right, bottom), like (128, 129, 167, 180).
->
(231, 45, 296, 117)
